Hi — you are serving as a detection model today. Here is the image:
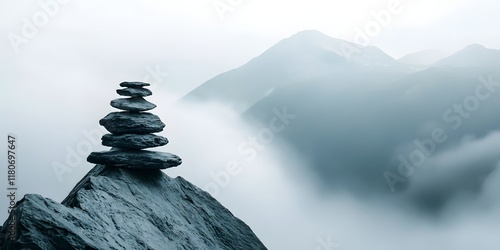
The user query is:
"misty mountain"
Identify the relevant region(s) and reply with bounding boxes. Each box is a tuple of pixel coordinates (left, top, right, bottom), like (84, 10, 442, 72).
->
(434, 44, 500, 68)
(182, 30, 500, 212)
(182, 30, 412, 113)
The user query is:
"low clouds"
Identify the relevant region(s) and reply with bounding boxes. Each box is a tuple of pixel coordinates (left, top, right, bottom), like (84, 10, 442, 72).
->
(167, 100, 500, 249)
(1, 78, 500, 248)
(403, 131, 500, 211)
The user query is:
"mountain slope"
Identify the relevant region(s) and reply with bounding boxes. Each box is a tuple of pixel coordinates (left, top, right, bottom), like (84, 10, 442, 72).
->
(242, 58, 500, 210)
(181, 29, 500, 212)
(434, 44, 500, 68)
(182, 30, 411, 112)
(0, 165, 267, 250)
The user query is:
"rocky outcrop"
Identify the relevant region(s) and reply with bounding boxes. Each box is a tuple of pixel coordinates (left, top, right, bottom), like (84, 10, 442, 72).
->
(88, 82, 181, 170)
(0, 165, 268, 249)
(0, 81, 267, 249)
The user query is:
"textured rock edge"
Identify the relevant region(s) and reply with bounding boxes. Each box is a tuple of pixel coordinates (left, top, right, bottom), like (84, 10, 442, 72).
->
(0, 165, 268, 250)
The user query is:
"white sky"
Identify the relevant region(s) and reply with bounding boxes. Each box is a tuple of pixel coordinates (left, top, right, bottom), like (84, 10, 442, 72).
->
(1, 0, 499, 94)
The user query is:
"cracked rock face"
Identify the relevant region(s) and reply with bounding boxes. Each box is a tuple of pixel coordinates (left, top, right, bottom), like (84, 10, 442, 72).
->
(87, 150, 182, 169)
(0, 165, 268, 250)
(99, 112, 165, 135)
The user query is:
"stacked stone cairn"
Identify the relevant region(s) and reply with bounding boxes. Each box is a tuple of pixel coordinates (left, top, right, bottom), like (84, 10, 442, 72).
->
(87, 82, 182, 169)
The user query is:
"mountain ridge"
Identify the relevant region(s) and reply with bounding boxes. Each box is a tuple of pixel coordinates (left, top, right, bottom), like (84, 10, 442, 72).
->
(182, 30, 411, 113)
(434, 44, 500, 68)
(180, 30, 500, 211)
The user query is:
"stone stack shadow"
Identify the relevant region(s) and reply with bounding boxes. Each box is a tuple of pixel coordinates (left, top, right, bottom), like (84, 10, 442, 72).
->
(87, 82, 182, 169)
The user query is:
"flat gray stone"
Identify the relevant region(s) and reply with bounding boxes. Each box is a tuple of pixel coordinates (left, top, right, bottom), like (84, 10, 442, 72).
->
(110, 97, 157, 112)
(87, 150, 182, 169)
(99, 112, 165, 135)
(120, 81, 151, 88)
(117, 88, 152, 97)
(102, 133, 169, 149)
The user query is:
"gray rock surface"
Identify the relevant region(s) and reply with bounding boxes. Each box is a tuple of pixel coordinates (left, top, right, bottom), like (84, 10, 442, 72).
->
(100, 112, 165, 135)
(102, 133, 169, 149)
(120, 81, 151, 88)
(87, 150, 182, 169)
(0, 165, 267, 249)
(111, 97, 157, 112)
(117, 88, 152, 97)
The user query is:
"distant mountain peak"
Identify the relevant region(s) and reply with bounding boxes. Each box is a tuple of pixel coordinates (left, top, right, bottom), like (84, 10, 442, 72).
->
(464, 43, 487, 50)
(292, 29, 328, 37)
(182, 30, 410, 113)
(288, 30, 341, 44)
(286, 30, 358, 52)
(434, 43, 500, 68)
(279, 30, 402, 65)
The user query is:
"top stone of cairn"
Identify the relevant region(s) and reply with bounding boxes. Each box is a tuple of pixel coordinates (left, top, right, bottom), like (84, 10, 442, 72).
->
(120, 81, 151, 88)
